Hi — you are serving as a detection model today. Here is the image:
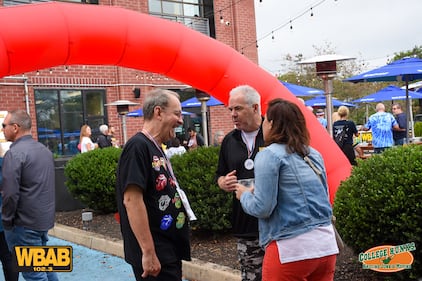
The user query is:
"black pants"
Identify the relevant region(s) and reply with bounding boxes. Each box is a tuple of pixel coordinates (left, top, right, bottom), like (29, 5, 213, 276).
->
(131, 260, 182, 281)
(342, 143, 357, 166)
(0, 231, 19, 281)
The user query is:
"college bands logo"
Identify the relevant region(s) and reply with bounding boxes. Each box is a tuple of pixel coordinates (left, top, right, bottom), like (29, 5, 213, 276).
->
(13, 246, 73, 272)
(359, 242, 415, 272)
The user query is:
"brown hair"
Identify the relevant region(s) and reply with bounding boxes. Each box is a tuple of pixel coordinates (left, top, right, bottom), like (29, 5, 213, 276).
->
(265, 99, 310, 157)
(79, 124, 91, 144)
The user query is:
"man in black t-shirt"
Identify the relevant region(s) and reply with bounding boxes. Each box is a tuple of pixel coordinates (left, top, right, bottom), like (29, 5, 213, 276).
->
(392, 103, 407, 145)
(216, 85, 265, 281)
(116, 89, 192, 281)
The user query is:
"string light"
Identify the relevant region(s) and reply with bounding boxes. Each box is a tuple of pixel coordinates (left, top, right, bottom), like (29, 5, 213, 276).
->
(49, 68, 53, 74)
(271, 31, 274, 40)
(310, 7, 314, 17)
(239, 0, 329, 51)
(36, 70, 40, 75)
(65, 66, 69, 72)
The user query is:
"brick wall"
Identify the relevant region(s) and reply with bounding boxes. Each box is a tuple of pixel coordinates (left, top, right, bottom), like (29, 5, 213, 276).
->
(0, 0, 257, 146)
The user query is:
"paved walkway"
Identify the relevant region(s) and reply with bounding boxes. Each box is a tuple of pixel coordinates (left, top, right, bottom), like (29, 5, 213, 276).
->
(0, 236, 134, 280)
(1, 224, 240, 281)
(47, 236, 134, 281)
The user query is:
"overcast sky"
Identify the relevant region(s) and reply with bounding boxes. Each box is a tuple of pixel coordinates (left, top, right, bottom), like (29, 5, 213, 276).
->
(254, 0, 422, 75)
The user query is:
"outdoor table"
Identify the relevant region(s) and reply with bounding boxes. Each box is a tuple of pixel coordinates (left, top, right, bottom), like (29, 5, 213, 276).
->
(357, 143, 373, 159)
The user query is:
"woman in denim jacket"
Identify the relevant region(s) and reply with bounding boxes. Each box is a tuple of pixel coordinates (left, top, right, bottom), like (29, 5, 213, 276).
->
(235, 99, 338, 281)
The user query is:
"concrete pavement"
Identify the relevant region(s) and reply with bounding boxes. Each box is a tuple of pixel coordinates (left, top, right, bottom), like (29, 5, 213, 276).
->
(48, 224, 241, 281)
(1, 224, 240, 280)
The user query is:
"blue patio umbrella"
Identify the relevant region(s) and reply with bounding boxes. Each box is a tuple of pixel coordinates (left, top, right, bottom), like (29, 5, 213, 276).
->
(352, 85, 422, 103)
(305, 95, 356, 107)
(280, 81, 324, 96)
(127, 108, 192, 117)
(180, 96, 224, 108)
(344, 57, 422, 141)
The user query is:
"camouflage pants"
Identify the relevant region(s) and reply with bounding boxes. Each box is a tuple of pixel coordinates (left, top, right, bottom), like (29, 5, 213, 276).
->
(237, 237, 264, 281)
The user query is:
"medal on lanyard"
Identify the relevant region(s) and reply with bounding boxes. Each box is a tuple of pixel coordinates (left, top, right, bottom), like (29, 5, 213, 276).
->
(244, 158, 254, 170)
(241, 131, 256, 170)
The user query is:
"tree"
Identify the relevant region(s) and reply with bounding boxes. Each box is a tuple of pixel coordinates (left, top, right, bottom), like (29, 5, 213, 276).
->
(392, 45, 422, 61)
(277, 44, 421, 125)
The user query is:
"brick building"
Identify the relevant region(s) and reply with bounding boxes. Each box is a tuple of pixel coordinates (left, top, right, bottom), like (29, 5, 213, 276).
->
(0, 0, 258, 155)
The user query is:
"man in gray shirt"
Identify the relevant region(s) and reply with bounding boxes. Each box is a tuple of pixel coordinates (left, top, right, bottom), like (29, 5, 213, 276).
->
(1, 109, 58, 281)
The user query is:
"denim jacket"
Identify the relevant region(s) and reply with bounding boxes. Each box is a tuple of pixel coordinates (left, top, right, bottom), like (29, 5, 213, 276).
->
(240, 143, 332, 247)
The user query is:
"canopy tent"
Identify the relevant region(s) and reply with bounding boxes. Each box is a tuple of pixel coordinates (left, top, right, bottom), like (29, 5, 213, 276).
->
(352, 85, 422, 103)
(305, 95, 356, 107)
(352, 85, 422, 127)
(344, 57, 422, 142)
(180, 96, 224, 108)
(280, 81, 324, 97)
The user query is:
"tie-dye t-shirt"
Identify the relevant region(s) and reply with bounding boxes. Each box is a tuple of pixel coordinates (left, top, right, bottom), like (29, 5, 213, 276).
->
(364, 112, 398, 148)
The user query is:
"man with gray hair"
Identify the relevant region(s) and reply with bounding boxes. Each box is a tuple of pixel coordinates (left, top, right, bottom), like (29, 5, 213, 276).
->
(116, 89, 193, 280)
(97, 124, 112, 148)
(1, 109, 57, 281)
(216, 85, 265, 281)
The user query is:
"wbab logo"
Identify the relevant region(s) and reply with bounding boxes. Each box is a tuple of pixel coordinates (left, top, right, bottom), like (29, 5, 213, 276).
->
(359, 242, 415, 273)
(13, 246, 73, 272)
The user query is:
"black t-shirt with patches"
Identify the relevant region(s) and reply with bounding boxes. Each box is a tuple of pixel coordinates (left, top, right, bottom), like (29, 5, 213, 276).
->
(116, 132, 191, 267)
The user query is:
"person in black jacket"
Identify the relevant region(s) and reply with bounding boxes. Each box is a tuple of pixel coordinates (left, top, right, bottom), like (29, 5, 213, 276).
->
(216, 85, 265, 281)
(97, 124, 112, 148)
(186, 127, 204, 150)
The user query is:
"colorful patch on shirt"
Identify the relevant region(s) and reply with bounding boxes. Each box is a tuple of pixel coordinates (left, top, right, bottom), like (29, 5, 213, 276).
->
(158, 195, 171, 211)
(173, 192, 182, 209)
(160, 157, 166, 169)
(152, 155, 161, 171)
(176, 212, 186, 229)
(156, 174, 167, 191)
(168, 177, 176, 188)
(160, 214, 173, 230)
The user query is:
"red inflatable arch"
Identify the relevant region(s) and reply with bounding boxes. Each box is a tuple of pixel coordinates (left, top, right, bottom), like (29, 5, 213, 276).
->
(0, 2, 351, 203)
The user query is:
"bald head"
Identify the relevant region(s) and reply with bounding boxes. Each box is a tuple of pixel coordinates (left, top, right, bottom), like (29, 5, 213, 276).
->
(376, 103, 385, 112)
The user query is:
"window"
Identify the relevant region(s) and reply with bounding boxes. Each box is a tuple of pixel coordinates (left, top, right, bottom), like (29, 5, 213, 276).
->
(4, 0, 98, 6)
(148, 0, 214, 37)
(35, 89, 107, 156)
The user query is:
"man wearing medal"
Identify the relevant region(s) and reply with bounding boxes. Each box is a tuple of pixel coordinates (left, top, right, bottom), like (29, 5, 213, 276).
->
(216, 85, 265, 281)
(116, 89, 195, 281)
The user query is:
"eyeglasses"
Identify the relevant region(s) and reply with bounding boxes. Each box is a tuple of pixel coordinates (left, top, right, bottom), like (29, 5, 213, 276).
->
(392, 108, 398, 110)
(2, 123, 19, 129)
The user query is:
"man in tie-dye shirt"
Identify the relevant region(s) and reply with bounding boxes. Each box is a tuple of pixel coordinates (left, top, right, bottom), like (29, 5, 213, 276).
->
(363, 103, 400, 154)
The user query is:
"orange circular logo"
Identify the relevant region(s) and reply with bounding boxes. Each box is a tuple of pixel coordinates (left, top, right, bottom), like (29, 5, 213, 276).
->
(359, 243, 415, 273)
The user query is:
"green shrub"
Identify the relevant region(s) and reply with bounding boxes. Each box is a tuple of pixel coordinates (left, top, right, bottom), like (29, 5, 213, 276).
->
(170, 146, 232, 232)
(333, 145, 422, 280)
(64, 147, 122, 213)
(414, 122, 422, 137)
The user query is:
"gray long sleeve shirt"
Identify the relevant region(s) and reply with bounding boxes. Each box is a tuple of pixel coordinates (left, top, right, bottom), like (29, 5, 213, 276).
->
(1, 135, 55, 231)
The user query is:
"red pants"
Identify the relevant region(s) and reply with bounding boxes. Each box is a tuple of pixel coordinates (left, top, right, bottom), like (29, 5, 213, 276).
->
(262, 241, 336, 281)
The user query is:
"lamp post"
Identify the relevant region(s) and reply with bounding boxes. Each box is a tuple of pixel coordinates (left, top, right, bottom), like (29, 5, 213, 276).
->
(195, 91, 211, 146)
(298, 54, 355, 137)
(105, 100, 139, 145)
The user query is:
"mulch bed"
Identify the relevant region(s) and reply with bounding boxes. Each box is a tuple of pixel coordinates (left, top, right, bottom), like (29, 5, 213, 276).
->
(55, 209, 387, 280)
